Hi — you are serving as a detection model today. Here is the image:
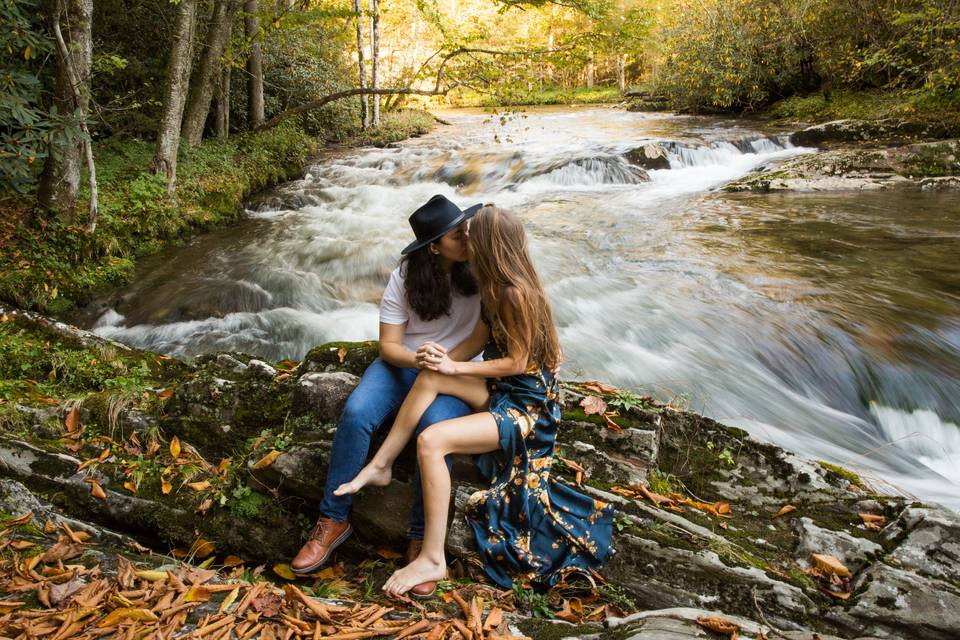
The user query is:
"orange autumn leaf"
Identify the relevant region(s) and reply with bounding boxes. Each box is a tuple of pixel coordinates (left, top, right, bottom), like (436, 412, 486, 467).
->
(555, 599, 579, 623)
(581, 381, 619, 395)
(773, 504, 796, 518)
(158, 388, 174, 400)
(186, 480, 211, 492)
(183, 585, 213, 602)
(252, 450, 281, 470)
(123, 480, 137, 494)
(169, 436, 181, 459)
(859, 512, 886, 530)
(161, 479, 172, 495)
(337, 347, 347, 363)
(602, 413, 623, 432)
(191, 538, 216, 557)
(89, 480, 106, 500)
(222, 555, 244, 567)
(7, 512, 34, 527)
(64, 405, 78, 433)
(811, 553, 851, 578)
(97, 607, 158, 627)
(697, 615, 740, 639)
(580, 395, 607, 416)
(273, 563, 296, 580)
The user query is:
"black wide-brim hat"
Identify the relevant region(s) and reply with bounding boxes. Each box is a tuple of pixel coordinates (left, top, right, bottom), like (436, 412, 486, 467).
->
(401, 194, 483, 255)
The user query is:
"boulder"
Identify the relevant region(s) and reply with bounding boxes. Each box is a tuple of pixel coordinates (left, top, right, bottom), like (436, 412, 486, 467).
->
(625, 143, 671, 170)
(291, 371, 360, 424)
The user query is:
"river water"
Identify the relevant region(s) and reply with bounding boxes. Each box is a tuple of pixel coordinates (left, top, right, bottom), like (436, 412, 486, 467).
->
(86, 106, 960, 508)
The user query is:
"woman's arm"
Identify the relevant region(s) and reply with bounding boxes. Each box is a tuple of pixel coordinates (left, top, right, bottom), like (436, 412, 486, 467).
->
(427, 291, 531, 378)
(446, 318, 490, 363)
(379, 322, 419, 369)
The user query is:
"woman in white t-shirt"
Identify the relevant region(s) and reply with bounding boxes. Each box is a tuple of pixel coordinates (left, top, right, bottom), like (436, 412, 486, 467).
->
(291, 195, 488, 577)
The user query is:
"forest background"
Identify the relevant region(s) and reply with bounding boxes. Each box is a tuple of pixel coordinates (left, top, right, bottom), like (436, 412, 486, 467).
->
(1, 0, 958, 315)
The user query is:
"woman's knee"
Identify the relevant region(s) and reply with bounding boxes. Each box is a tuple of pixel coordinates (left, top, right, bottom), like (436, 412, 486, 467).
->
(417, 425, 447, 459)
(413, 369, 442, 391)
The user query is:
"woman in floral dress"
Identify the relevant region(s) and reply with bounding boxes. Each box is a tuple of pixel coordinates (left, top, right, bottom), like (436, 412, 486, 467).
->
(334, 205, 615, 597)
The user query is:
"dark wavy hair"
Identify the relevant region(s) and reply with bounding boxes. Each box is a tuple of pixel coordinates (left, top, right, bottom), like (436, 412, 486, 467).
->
(401, 245, 478, 321)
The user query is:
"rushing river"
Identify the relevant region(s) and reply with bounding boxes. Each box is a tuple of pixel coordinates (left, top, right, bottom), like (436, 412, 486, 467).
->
(85, 106, 960, 508)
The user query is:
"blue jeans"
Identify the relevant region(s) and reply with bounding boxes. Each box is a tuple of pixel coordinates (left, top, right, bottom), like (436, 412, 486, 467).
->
(317, 357, 471, 539)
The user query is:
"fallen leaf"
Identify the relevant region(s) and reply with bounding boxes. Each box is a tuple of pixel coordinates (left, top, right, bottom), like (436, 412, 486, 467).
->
(183, 585, 213, 602)
(65, 406, 78, 433)
(161, 479, 172, 495)
(186, 480, 211, 492)
(190, 538, 216, 558)
(273, 563, 296, 580)
(7, 512, 34, 527)
(196, 498, 213, 514)
(170, 436, 181, 459)
(219, 587, 240, 613)
(123, 480, 137, 494)
(336, 347, 348, 363)
(127, 540, 151, 554)
(602, 413, 624, 432)
(252, 590, 283, 616)
(97, 607, 159, 627)
(89, 480, 106, 500)
(222, 555, 244, 567)
(811, 553, 851, 578)
(773, 504, 796, 518)
(697, 615, 740, 639)
(0, 601, 25, 614)
(859, 512, 887, 530)
(170, 548, 189, 558)
(580, 395, 607, 416)
(134, 570, 168, 582)
(555, 599, 579, 623)
(581, 381, 619, 395)
(158, 388, 174, 399)
(252, 450, 281, 470)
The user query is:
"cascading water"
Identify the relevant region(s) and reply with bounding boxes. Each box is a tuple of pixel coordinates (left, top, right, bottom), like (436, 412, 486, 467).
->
(86, 106, 960, 508)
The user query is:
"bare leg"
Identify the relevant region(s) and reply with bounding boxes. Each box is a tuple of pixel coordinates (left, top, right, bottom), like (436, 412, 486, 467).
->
(382, 412, 500, 596)
(334, 370, 489, 496)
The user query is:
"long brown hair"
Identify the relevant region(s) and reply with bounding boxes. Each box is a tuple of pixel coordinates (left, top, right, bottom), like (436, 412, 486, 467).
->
(468, 205, 561, 371)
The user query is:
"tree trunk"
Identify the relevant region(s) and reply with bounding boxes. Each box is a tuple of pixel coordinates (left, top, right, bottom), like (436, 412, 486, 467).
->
(150, 0, 199, 195)
(245, 0, 265, 129)
(215, 65, 232, 139)
(586, 51, 595, 88)
(182, 0, 237, 147)
(369, 0, 380, 126)
(352, 0, 368, 128)
(37, 0, 93, 221)
(617, 53, 626, 93)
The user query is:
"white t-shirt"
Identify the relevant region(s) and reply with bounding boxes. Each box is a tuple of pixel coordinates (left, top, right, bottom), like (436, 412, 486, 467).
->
(379, 266, 481, 357)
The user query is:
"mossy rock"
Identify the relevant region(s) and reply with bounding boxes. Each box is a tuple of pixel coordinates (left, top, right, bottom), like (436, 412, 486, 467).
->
(299, 341, 379, 377)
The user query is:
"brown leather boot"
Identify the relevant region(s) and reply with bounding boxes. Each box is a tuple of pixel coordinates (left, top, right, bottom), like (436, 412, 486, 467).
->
(291, 516, 352, 575)
(404, 538, 439, 599)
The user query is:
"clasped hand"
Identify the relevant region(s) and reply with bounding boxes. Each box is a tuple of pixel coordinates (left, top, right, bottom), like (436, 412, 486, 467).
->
(415, 341, 457, 375)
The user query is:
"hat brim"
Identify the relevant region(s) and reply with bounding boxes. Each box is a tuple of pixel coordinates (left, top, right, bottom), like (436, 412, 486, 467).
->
(400, 203, 482, 255)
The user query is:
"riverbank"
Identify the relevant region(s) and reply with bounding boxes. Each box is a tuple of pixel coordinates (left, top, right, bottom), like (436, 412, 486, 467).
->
(0, 109, 435, 317)
(1, 306, 958, 639)
(446, 86, 621, 108)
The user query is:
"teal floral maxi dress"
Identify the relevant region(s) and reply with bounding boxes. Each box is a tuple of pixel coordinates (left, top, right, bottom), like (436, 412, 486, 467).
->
(465, 339, 616, 588)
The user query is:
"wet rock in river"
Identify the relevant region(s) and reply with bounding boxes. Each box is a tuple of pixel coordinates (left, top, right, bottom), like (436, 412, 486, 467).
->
(625, 143, 671, 170)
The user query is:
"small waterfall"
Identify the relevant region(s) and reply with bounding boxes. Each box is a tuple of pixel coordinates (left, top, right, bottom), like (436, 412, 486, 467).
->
(661, 136, 794, 169)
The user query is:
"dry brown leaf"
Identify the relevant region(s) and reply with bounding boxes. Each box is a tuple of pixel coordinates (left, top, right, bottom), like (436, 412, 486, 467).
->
(580, 381, 619, 395)
(337, 347, 347, 363)
(89, 480, 106, 500)
(859, 512, 887, 530)
(555, 599, 579, 623)
(183, 585, 213, 602)
(186, 480, 211, 492)
(170, 436, 181, 459)
(123, 480, 137, 494)
(65, 406, 78, 433)
(696, 615, 740, 639)
(134, 570, 168, 582)
(273, 564, 296, 580)
(7, 511, 34, 527)
(97, 607, 159, 627)
(190, 538, 216, 557)
(222, 555, 244, 568)
(161, 479, 173, 495)
(158, 388, 174, 400)
(579, 395, 607, 416)
(811, 553, 851, 578)
(602, 413, 624, 432)
(196, 498, 213, 515)
(252, 450, 281, 470)
(773, 504, 796, 518)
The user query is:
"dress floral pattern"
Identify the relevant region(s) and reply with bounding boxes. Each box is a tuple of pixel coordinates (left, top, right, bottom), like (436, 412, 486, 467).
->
(465, 339, 616, 588)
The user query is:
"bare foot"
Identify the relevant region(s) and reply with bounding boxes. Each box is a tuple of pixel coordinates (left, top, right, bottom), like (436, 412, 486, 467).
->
(332, 463, 392, 496)
(382, 555, 446, 597)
